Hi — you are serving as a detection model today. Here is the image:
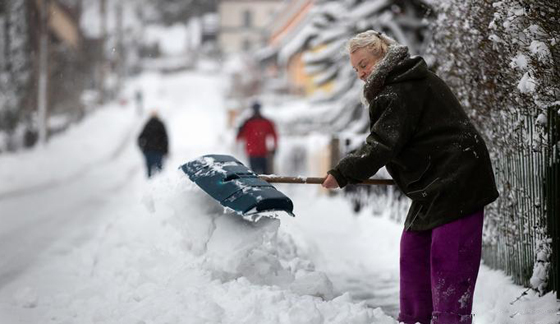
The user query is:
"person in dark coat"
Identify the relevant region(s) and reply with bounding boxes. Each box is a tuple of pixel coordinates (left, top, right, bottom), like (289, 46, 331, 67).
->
(138, 111, 169, 178)
(236, 101, 278, 174)
(322, 30, 499, 324)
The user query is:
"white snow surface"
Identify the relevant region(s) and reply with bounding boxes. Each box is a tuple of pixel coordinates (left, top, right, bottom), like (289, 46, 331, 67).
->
(517, 72, 537, 93)
(144, 24, 189, 56)
(0, 69, 558, 324)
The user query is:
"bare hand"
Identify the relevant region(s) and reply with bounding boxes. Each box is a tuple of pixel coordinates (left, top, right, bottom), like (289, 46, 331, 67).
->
(322, 174, 339, 189)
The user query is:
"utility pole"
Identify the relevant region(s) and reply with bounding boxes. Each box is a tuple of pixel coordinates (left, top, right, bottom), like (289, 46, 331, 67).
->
(115, 1, 124, 92)
(37, 0, 50, 145)
(99, 0, 107, 104)
(76, 0, 83, 23)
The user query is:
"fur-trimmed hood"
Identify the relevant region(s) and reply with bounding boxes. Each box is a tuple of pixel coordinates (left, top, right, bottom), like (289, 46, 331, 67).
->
(362, 44, 410, 105)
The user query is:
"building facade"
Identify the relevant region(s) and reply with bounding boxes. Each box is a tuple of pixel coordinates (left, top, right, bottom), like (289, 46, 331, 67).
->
(218, 0, 284, 54)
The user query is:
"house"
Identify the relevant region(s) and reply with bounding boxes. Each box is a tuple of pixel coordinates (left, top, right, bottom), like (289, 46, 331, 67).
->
(37, 0, 89, 112)
(218, 0, 285, 54)
(40, 0, 81, 50)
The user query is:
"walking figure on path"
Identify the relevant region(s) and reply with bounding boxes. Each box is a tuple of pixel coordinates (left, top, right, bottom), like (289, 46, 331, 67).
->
(135, 90, 144, 115)
(322, 30, 499, 324)
(236, 101, 278, 174)
(138, 111, 169, 178)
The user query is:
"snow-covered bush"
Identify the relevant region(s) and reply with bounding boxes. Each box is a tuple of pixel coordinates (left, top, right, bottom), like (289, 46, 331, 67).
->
(530, 237, 553, 295)
(275, 0, 432, 134)
(427, 0, 558, 153)
(0, 0, 33, 151)
(427, 0, 559, 295)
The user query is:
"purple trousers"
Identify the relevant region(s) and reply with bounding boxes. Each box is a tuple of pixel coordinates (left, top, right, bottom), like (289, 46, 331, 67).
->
(398, 210, 484, 324)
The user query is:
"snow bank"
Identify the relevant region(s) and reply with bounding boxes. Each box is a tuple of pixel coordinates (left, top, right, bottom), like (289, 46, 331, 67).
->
(1, 170, 397, 323)
(0, 103, 139, 199)
(474, 267, 559, 324)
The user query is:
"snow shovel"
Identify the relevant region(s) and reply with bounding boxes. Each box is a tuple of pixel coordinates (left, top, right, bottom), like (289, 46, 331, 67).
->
(180, 154, 394, 220)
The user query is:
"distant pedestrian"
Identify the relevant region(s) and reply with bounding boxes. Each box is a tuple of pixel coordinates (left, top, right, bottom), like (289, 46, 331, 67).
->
(135, 90, 144, 115)
(236, 101, 278, 174)
(322, 30, 499, 324)
(138, 111, 168, 178)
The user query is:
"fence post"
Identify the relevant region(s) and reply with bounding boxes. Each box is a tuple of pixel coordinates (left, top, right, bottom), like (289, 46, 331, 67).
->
(546, 105, 560, 297)
(330, 135, 340, 170)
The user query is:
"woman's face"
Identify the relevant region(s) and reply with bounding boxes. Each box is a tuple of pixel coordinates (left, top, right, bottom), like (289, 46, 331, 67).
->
(350, 47, 380, 82)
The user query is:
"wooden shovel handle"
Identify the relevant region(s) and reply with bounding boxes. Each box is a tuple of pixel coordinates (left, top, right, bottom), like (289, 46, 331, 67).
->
(257, 175, 394, 185)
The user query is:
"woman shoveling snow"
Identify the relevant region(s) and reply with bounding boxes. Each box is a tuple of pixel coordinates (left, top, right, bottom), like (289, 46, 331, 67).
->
(322, 30, 500, 324)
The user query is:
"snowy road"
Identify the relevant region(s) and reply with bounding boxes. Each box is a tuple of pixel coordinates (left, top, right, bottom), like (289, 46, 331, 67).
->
(0, 121, 141, 287)
(0, 70, 227, 289)
(0, 164, 138, 288)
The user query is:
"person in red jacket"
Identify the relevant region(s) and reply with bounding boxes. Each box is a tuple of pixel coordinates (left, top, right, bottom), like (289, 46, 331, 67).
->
(236, 101, 278, 174)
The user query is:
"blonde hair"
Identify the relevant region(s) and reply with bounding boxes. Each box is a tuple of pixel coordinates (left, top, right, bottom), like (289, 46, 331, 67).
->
(347, 30, 398, 58)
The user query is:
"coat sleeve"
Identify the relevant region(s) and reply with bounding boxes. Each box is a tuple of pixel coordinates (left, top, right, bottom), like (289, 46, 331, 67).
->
(328, 92, 418, 188)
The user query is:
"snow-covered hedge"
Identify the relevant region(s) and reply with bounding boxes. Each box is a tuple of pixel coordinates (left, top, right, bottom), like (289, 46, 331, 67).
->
(428, 0, 558, 147)
(0, 0, 33, 149)
(427, 0, 559, 295)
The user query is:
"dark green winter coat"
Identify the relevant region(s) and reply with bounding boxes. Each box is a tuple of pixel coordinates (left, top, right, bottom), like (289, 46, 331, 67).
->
(328, 55, 499, 231)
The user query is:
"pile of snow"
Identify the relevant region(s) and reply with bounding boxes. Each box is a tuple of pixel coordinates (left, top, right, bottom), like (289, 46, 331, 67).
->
(0, 170, 397, 323)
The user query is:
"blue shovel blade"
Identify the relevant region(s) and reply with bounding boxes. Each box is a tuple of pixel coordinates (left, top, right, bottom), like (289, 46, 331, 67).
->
(180, 154, 294, 216)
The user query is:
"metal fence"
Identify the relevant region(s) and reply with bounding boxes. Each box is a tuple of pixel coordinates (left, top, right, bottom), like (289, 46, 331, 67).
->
(482, 106, 560, 297)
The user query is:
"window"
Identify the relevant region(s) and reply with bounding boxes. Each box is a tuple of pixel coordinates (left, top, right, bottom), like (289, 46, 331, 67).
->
(0, 18, 5, 69)
(243, 38, 251, 51)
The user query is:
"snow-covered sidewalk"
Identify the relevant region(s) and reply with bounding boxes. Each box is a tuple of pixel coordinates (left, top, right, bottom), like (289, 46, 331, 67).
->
(0, 70, 557, 324)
